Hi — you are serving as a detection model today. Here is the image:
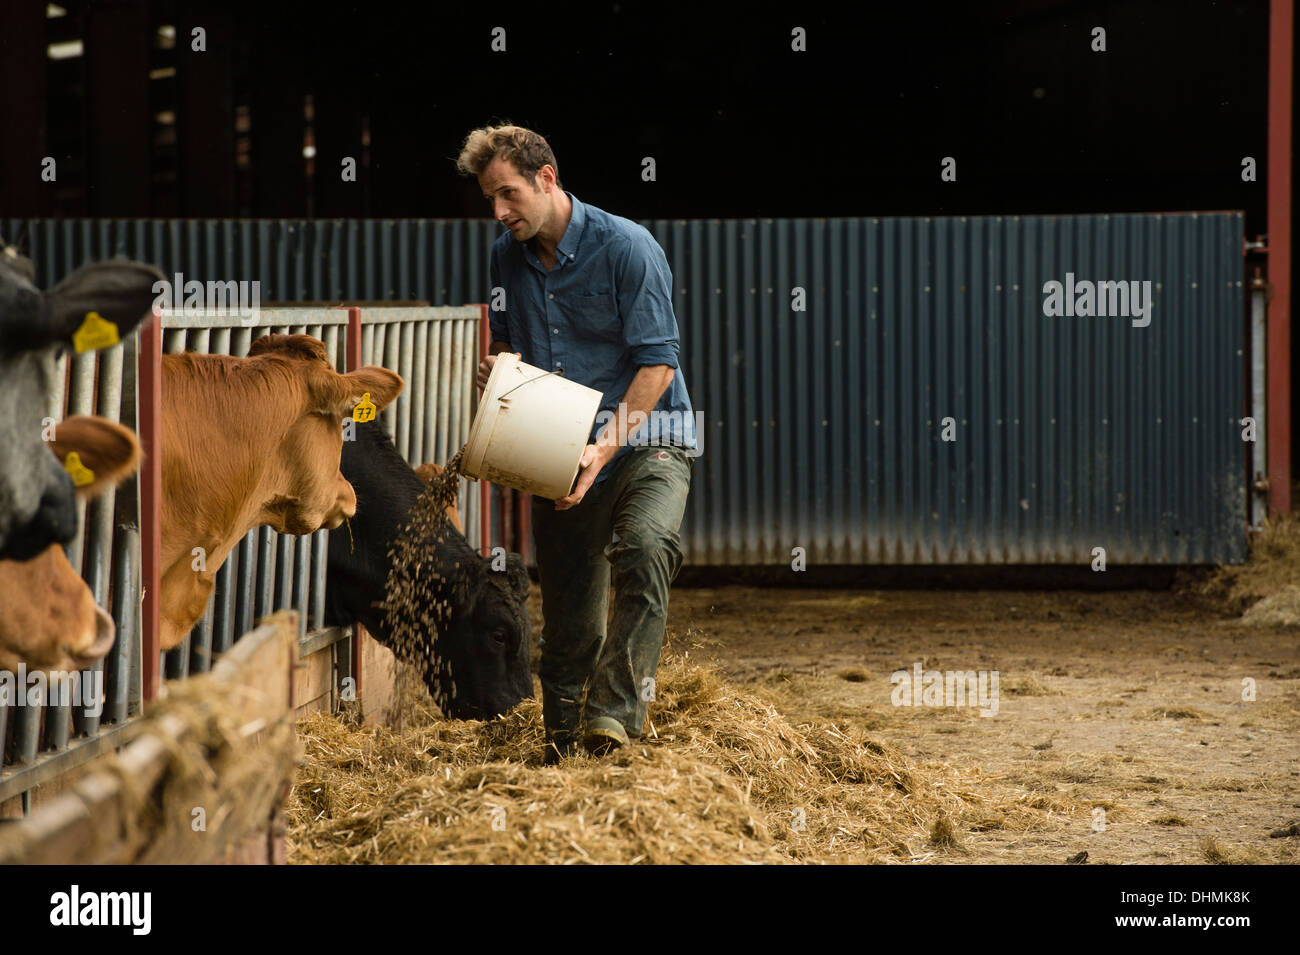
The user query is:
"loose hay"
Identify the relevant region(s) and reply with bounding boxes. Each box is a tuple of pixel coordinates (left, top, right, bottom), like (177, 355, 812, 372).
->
(1002, 673, 1062, 697)
(1240, 586, 1300, 628)
(288, 648, 1073, 864)
(1202, 511, 1300, 622)
(1135, 705, 1215, 722)
(1199, 835, 1264, 865)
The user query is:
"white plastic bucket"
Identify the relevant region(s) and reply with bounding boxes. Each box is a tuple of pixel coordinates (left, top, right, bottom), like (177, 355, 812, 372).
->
(461, 353, 605, 499)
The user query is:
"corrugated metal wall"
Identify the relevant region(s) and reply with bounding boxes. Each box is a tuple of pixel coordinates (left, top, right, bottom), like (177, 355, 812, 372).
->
(652, 212, 1246, 565)
(3, 211, 1247, 565)
(2, 219, 498, 304)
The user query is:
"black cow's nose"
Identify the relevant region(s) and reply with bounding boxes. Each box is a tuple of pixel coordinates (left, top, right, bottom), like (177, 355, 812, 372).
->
(0, 481, 77, 561)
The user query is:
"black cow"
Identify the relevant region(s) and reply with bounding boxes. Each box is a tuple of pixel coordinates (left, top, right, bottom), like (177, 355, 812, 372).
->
(324, 419, 533, 720)
(0, 247, 162, 560)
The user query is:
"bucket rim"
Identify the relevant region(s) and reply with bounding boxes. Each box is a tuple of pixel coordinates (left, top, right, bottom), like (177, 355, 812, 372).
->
(462, 351, 518, 478)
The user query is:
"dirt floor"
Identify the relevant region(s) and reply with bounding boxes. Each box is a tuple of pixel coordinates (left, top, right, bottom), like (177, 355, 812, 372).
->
(290, 513, 1300, 864)
(655, 582, 1294, 867)
(520, 583, 1300, 865)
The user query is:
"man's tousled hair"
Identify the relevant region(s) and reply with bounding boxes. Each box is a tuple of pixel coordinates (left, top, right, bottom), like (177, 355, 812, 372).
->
(456, 124, 561, 189)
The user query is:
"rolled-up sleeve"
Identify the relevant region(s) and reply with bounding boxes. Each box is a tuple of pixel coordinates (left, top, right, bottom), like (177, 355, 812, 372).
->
(489, 248, 511, 346)
(615, 231, 680, 370)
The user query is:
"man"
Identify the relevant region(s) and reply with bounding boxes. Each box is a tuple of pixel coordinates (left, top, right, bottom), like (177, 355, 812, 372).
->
(457, 124, 698, 763)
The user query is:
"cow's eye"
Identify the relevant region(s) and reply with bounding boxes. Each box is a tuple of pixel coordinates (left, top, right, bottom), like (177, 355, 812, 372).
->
(491, 629, 507, 646)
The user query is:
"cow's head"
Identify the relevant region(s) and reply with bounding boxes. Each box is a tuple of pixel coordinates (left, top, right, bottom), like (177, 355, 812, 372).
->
(0, 250, 161, 561)
(431, 551, 534, 720)
(0, 416, 141, 673)
(246, 334, 403, 535)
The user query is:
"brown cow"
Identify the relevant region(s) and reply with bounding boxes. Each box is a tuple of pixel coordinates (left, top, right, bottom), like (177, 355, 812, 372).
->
(412, 461, 465, 532)
(0, 417, 141, 673)
(159, 334, 403, 651)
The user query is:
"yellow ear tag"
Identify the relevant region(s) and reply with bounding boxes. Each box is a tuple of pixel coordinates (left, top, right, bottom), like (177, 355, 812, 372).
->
(353, 392, 377, 423)
(64, 452, 94, 487)
(72, 312, 120, 353)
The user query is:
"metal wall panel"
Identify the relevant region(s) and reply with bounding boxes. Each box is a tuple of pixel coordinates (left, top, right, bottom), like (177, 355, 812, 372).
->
(649, 212, 1246, 565)
(4, 212, 1247, 564)
(2, 218, 498, 305)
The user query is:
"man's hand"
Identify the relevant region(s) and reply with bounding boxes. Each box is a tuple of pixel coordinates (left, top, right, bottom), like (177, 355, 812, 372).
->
(477, 351, 521, 390)
(554, 442, 618, 510)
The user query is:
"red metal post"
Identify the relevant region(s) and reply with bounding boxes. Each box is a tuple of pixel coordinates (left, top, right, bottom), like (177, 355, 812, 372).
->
(477, 303, 491, 557)
(517, 483, 531, 566)
(1268, 0, 1293, 514)
(138, 312, 163, 703)
(343, 305, 362, 373)
(340, 306, 364, 698)
(502, 487, 514, 554)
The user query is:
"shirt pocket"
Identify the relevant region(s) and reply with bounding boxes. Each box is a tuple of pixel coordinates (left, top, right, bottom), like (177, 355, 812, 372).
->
(564, 290, 621, 343)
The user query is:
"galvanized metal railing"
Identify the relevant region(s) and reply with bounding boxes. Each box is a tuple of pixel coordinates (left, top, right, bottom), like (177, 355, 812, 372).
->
(357, 306, 483, 541)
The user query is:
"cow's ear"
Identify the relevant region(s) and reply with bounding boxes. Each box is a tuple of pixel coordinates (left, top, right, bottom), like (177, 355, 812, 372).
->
(0, 252, 52, 349)
(2, 247, 36, 283)
(317, 366, 404, 418)
(453, 556, 486, 613)
(0, 286, 46, 347)
(505, 553, 531, 599)
(48, 416, 141, 499)
(45, 258, 164, 346)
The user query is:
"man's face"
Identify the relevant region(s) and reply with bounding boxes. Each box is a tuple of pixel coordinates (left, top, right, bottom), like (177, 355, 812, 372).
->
(478, 156, 551, 242)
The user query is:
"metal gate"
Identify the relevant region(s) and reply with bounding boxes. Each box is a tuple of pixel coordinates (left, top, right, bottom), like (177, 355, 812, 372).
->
(0, 303, 486, 813)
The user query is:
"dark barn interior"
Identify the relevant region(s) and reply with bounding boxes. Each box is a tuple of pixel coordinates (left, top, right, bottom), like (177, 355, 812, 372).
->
(0, 1, 1278, 222)
(0, 0, 1293, 470)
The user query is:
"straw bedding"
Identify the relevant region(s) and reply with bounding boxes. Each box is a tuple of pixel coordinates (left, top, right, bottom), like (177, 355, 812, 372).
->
(289, 455, 1057, 863)
(1202, 510, 1300, 623)
(287, 643, 1048, 864)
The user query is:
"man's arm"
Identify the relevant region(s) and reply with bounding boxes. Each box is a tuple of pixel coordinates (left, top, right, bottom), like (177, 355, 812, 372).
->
(594, 364, 675, 451)
(599, 231, 680, 449)
(554, 363, 672, 512)
(555, 232, 681, 511)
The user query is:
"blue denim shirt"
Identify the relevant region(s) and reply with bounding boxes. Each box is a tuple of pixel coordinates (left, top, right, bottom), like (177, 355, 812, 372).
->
(489, 192, 699, 485)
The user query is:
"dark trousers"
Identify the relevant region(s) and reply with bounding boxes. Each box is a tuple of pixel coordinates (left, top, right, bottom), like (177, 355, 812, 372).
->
(530, 445, 693, 742)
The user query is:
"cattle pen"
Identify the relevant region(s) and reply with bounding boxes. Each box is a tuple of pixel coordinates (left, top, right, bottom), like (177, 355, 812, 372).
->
(0, 299, 504, 861)
(4, 0, 1300, 935)
(0, 207, 1294, 869)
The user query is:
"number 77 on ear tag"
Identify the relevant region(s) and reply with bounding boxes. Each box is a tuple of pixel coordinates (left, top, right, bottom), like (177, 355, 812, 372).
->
(352, 392, 377, 423)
